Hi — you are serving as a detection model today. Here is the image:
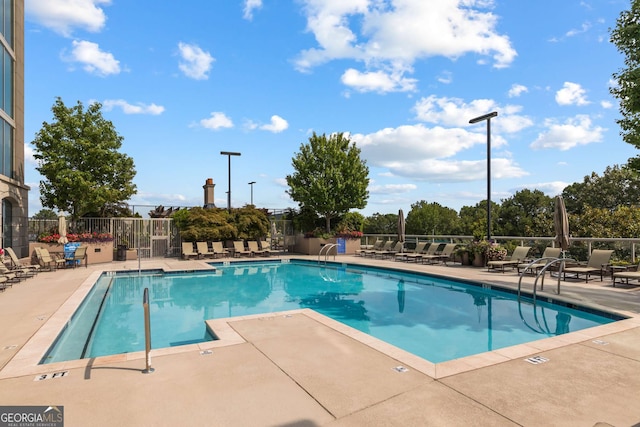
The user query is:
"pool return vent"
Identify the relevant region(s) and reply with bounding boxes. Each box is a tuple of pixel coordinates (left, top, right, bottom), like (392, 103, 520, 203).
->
(142, 288, 154, 374)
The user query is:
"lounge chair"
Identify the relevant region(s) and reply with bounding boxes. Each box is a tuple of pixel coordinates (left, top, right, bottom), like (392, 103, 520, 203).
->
(65, 246, 87, 268)
(196, 241, 216, 259)
(407, 242, 442, 263)
(487, 246, 531, 273)
(0, 263, 29, 281)
(562, 249, 614, 282)
(211, 241, 229, 258)
(0, 276, 7, 291)
(377, 241, 403, 259)
(612, 261, 640, 287)
(356, 239, 382, 257)
(258, 240, 274, 256)
(367, 241, 393, 258)
(181, 242, 198, 260)
(35, 247, 66, 271)
(420, 243, 458, 264)
(5, 247, 40, 273)
(395, 241, 427, 262)
(247, 241, 266, 256)
(232, 241, 252, 257)
(517, 247, 562, 275)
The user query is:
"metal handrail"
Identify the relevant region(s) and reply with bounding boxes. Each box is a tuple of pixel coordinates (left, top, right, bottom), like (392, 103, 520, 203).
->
(518, 257, 575, 303)
(318, 244, 338, 264)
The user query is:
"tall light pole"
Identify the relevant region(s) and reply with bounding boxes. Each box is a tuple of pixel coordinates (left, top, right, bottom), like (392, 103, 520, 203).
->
(248, 181, 256, 205)
(220, 151, 241, 212)
(469, 111, 498, 240)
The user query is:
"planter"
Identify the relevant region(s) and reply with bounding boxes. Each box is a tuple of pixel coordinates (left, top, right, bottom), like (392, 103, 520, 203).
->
(29, 241, 114, 265)
(472, 253, 486, 267)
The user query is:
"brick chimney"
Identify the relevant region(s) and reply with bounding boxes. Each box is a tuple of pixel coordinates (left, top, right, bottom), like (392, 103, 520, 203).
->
(203, 178, 216, 208)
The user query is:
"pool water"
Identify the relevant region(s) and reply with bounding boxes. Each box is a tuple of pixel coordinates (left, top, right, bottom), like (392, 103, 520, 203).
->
(41, 260, 622, 364)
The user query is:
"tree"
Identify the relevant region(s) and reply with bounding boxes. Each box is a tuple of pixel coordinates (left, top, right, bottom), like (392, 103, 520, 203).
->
(31, 209, 58, 220)
(496, 189, 553, 236)
(32, 97, 137, 220)
(610, 1, 640, 169)
(286, 132, 369, 232)
(405, 200, 460, 235)
(363, 212, 398, 234)
(458, 200, 501, 239)
(562, 165, 640, 215)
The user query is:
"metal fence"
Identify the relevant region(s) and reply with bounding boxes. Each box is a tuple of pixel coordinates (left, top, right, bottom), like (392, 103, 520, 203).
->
(29, 217, 181, 258)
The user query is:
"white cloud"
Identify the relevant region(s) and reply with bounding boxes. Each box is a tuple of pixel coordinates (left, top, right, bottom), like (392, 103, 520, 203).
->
(352, 123, 527, 182)
(437, 71, 453, 84)
(341, 68, 417, 93)
(530, 115, 605, 150)
(513, 181, 570, 196)
(26, 0, 110, 37)
(600, 100, 613, 109)
(178, 42, 215, 80)
(294, 0, 516, 92)
(369, 184, 417, 194)
(260, 115, 289, 133)
(102, 99, 165, 115)
(508, 84, 528, 98)
(413, 95, 533, 133)
(566, 21, 592, 37)
(199, 112, 233, 130)
(67, 40, 120, 76)
(556, 82, 590, 106)
(243, 0, 263, 20)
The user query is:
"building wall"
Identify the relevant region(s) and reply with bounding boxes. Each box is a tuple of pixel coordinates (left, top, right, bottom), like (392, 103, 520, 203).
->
(0, 0, 29, 257)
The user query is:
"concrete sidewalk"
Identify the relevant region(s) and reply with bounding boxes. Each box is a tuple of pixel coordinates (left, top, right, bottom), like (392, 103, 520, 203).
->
(1, 256, 640, 426)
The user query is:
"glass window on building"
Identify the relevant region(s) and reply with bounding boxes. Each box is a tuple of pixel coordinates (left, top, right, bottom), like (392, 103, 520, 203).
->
(2, 48, 11, 116)
(2, 198, 11, 249)
(1, 0, 12, 47)
(0, 118, 12, 178)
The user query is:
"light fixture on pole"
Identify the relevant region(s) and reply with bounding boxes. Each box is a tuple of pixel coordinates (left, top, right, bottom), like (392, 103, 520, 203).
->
(220, 151, 241, 211)
(469, 111, 498, 240)
(248, 181, 256, 205)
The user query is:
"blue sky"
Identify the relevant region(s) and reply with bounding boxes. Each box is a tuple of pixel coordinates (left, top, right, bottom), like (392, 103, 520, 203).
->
(23, 0, 634, 218)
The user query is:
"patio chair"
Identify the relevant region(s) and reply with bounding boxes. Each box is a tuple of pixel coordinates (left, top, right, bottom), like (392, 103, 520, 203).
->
(5, 247, 40, 274)
(196, 241, 216, 259)
(0, 276, 7, 291)
(211, 241, 229, 258)
(562, 249, 614, 283)
(517, 247, 562, 275)
(258, 240, 274, 256)
(35, 247, 66, 271)
(181, 242, 198, 260)
(487, 246, 531, 273)
(407, 242, 442, 263)
(65, 246, 88, 268)
(232, 241, 252, 257)
(356, 239, 382, 257)
(367, 241, 393, 258)
(0, 263, 30, 281)
(612, 260, 640, 287)
(395, 241, 427, 262)
(377, 241, 403, 259)
(429, 243, 458, 265)
(247, 241, 266, 256)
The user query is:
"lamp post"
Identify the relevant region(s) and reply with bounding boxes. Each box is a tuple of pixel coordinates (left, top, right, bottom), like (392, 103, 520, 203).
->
(469, 111, 498, 240)
(248, 181, 256, 205)
(220, 151, 241, 211)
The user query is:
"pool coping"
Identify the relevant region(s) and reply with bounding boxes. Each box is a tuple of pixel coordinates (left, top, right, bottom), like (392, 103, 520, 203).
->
(2, 262, 640, 380)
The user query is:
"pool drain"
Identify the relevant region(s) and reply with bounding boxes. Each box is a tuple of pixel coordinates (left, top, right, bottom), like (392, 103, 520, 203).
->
(393, 366, 409, 373)
(524, 356, 549, 365)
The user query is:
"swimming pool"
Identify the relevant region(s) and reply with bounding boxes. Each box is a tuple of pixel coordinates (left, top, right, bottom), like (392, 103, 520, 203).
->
(41, 260, 624, 364)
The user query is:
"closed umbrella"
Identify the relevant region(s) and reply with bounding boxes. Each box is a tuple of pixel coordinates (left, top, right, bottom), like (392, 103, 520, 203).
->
(397, 209, 405, 252)
(553, 195, 570, 253)
(58, 214, 69, 244)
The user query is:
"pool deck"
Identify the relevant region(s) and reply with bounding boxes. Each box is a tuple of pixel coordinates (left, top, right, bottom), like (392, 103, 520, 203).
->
(1, 254, 640, 426)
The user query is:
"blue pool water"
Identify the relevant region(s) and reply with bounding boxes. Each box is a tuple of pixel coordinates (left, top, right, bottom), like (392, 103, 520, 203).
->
(41, 260, 623, 364)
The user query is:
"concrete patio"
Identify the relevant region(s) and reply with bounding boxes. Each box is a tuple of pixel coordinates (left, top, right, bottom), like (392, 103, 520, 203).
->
(1, 255, 639, 426)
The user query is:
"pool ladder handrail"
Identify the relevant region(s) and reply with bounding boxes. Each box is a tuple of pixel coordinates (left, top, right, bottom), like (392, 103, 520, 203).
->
(518, 256, 575, 303)
(318, 244, 338, 264)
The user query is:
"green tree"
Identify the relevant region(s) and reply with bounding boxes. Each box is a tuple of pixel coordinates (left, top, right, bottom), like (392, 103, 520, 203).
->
(32, 97, 137, 219)
(31, 209, 58, 220)
(363, 212, 398, 234)
(562, 165, 640, 215)
(173, 207, 237, 241)
(405, 200, 460, 235)
(496, 189, 553, 236)
(286, 132, 369, 232)
(610, 1, 640, 169)
(458, 200, 501, 239)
